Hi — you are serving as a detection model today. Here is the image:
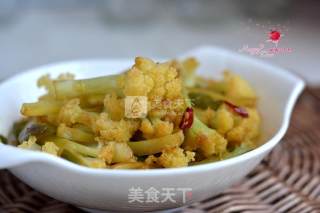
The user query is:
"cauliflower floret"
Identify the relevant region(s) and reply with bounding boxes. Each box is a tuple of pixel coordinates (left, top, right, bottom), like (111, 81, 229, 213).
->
(224, 71, 256, 106)
(58, 99, 82, 125)
(139, 118, 174, 139)
(18, 136, 41, 151)
(37, 74, 54, 95)
(103, 93, 124, 121)
(198, 130, 227, 158)
(144, 155, 160, 168)
(183, 117, 228, 158)
(58, 99, 98, 128)
(96, 113, 139, 142)
(121, 66, 154, 97)
(152, 119, 174, 137)
(37, 73, 75, 97)
(99, 141, 134, 164)
(98, 142, 113, 164)
(157, 147, 195, 168)
(42, 142, 60, 156)
(195, 108, 215, 127)
(119, 57, 183, 100)
(172, 57, 199, 87)
(139, 119, 154, 136)
(227, 108, 260, 145)
(211, 105, 234, 135)
(119, 57, 185, 122)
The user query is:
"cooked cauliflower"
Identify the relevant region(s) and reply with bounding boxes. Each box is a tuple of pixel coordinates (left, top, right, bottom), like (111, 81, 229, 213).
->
(211, 105, 234, 135)
(16, 56, 261, 170)
(18, 136, 41, 151)
(103, 93, 125, 121)
(99, 141, 134, 164)
(42, 142, 60, 156)
(144, 155, 160, 168)
(95, 113, 139, 142)
(195, 108, 215, 127)
(139, 118, 174, 139)
(37, 73, 75, 98)
(183, 117, 228, 158)
(119, 57, 183, 100)
(172, 57, 199, 87)
(157, 147, 195, 168)
(227, 108, 260, 145)
(58, 99, 98, 128)
(58, 99, 82, 125)
(224, 71, 257, 106)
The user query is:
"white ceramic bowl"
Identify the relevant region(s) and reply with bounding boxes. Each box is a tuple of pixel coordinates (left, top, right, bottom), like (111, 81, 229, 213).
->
(0, 47, 304, 212)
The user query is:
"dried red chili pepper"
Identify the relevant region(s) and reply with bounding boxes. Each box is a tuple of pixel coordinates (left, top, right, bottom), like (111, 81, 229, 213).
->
(224, 101, 249, 118)
(179, 107, 194, 130)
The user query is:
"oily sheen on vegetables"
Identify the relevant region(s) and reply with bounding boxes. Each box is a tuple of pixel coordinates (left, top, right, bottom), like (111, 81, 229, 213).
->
(8, 57, 261, 169)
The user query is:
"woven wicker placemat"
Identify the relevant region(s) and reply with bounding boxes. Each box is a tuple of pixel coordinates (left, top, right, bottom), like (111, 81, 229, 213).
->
(1, 88, 320, 213)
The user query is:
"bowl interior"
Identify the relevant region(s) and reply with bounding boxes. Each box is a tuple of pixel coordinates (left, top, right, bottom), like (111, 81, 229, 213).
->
(0, 47, 305, 212)
(0, 47, 304, 160)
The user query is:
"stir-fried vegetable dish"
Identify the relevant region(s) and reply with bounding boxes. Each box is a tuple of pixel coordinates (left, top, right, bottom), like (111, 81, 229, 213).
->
(6, 57, 261, 169)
